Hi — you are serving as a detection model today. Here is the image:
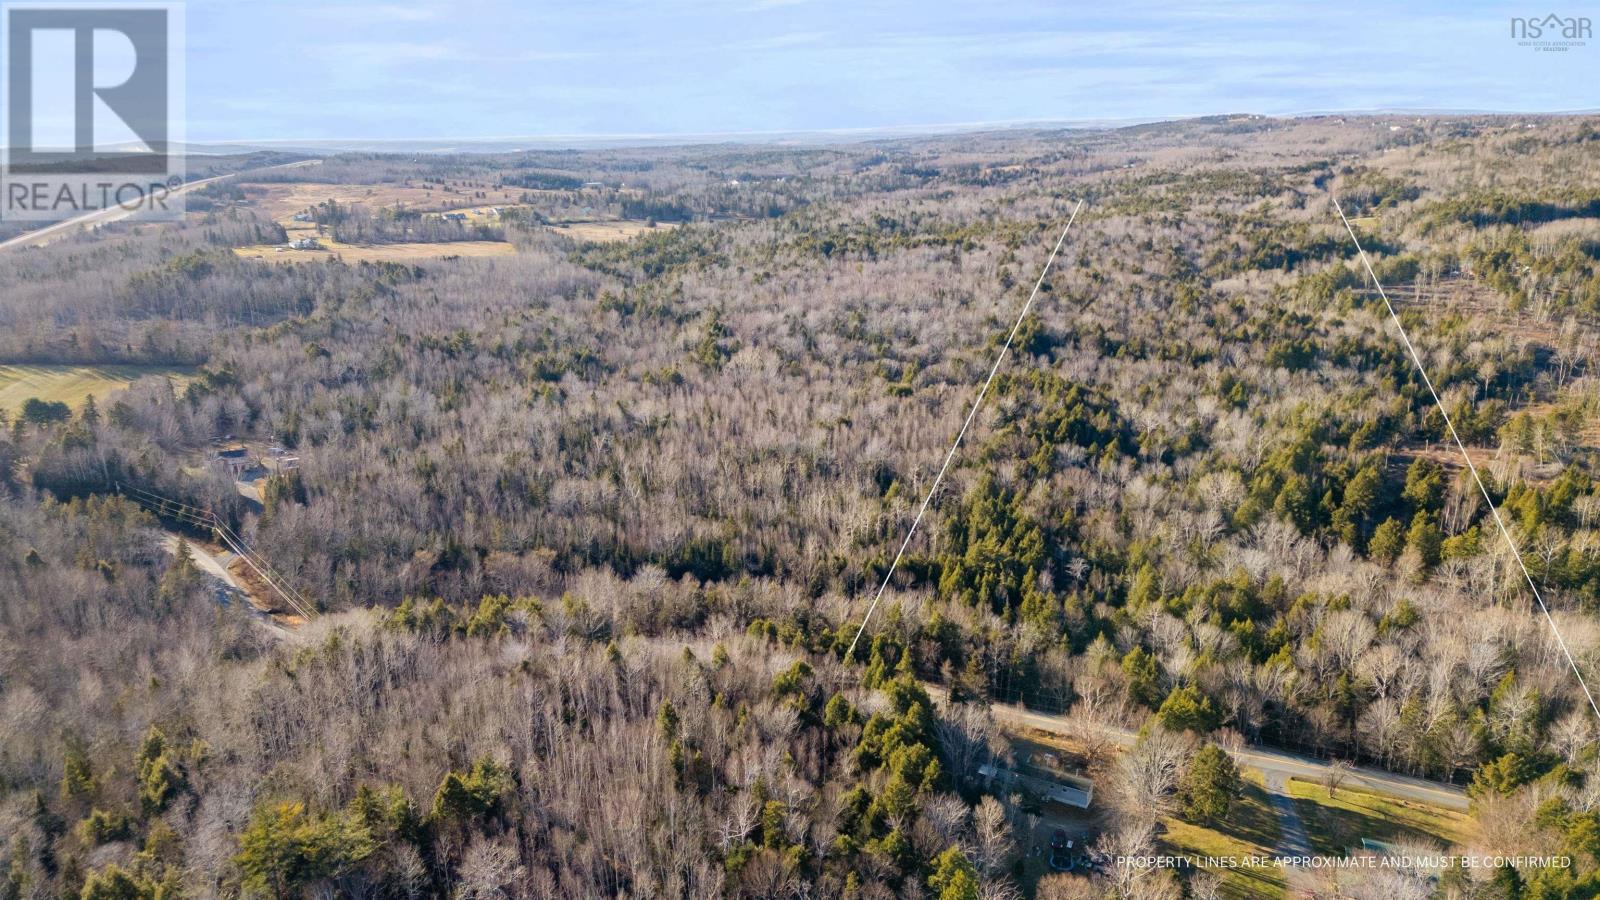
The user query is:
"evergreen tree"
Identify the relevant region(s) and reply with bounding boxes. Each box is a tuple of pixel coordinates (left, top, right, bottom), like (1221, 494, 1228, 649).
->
(235, 801, 374, 899)
(1179, 744, 1241, 824)
(1158, 684, 1220, 733)
(928, 846, 981, 900)
(1407, 511, 1443, 569)
(1369, 517, 1407, 564)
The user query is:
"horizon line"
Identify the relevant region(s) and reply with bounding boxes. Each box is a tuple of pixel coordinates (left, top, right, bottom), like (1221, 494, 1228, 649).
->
(173, 106, 1600, 151)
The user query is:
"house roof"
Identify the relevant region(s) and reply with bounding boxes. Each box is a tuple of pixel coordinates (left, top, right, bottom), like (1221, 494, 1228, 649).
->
(978, 764, 1093, 810)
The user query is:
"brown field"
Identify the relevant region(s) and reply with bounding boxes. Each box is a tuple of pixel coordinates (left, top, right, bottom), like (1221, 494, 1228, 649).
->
(233, 240, 516, 264)
(550, 219, 675, 242)
(241, 181, 519, 222)
(231, 180, 663, 252)
(224, 181, 521, 263)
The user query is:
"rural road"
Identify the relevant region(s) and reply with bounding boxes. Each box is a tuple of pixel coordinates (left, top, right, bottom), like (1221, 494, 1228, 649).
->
(934, 688, 1469, 812)
(161, 533, 243, 592)
(0, 158, 320, 252)
(160, 533, 294, 638)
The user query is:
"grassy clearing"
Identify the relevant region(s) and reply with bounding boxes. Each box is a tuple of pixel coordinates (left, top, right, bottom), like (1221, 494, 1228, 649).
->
(1286, 777, 1470, 856)
(1159, 773, 1286, 900)
(244, 182, 521, 222)
(0, 364, 193, 413)
(233, 179, 663, 258)
(228, 181, 520, 265)
(550, 220, 674, 243)
(233, 240, 516, 264)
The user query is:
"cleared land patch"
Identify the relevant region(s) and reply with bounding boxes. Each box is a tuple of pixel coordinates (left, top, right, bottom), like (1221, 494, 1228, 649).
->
(224, 181, 519, 263)
(1370, 275, 1600, 487)
(242, 181, 512, 223)
(551, 219, 676, 243)
(1286, 777, 1471, 856)
(231, 180, 665, 254)
(1159, 772, 1287, 900)
(0, 364, 194, 413)
(233, 239, 516, 265)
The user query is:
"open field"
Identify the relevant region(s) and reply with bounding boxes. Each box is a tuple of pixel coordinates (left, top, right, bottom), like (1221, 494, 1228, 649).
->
(1287, 777, 1472, 856)
(237, 180, 663, 252)
(1004, 728, 1288, 898)
(227, 180, 522, 263)
(233, 239, 517, 264)
(240, 181, 517, 223)
(0, 364, 194, 413)
(550, 219, 675, 242)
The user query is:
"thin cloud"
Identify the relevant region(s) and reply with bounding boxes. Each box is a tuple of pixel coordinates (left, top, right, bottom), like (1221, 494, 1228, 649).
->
(183, 0, 1600, 141)
(735, 31, 828, 50)
(303, 4, 441, 24)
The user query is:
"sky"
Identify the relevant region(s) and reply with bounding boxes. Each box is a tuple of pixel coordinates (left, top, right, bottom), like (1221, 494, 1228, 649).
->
(177, 0, 1599, 142)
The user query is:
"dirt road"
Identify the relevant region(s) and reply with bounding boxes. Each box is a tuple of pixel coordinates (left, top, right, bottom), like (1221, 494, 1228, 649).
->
(160, 533, 295, 638)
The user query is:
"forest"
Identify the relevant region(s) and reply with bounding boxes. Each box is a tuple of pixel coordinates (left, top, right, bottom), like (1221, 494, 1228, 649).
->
(1, 115, 1599, 898)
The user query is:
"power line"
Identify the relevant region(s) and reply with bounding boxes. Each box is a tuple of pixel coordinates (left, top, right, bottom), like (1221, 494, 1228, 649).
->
(211, 516, 316, 617)
(1333, 196, 1600, 724)
(114, 481, 317, 621)
(211, 526, 316, 621)
(845, 202, 1085, 660)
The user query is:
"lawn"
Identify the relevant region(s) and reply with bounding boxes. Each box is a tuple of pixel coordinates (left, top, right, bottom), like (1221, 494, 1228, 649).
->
(1286, 777, 1471, 856)
(1160, 773, 1286, 900)
(0, 364, 193, 414)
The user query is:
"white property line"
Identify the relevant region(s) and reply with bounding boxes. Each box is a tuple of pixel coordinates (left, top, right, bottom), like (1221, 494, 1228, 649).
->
(845, 201, 1085, 660)
(1333, 196, 1600, 723)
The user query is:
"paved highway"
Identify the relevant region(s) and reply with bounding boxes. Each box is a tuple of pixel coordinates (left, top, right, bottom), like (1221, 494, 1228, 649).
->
(0, 158, 319, 253)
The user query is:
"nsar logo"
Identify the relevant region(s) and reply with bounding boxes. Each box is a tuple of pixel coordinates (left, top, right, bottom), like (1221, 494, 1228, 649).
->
(1510, 13, 1591, 51)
